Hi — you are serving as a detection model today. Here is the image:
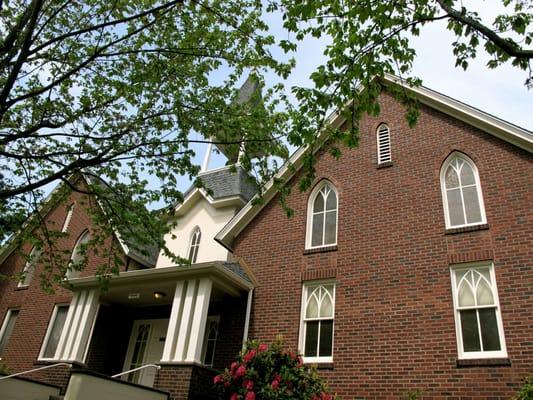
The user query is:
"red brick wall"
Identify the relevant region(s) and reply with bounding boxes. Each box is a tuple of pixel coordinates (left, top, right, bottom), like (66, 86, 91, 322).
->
(233, 92, 532, 398)
(154, 364, 217, 400)
(0, 187, 124, 384)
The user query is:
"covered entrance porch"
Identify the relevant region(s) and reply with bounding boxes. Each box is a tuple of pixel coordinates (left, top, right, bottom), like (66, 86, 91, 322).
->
(59, 261, 253, 399)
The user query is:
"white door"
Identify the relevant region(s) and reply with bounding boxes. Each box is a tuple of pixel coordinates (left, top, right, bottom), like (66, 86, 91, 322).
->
(123, 319, 169, 387)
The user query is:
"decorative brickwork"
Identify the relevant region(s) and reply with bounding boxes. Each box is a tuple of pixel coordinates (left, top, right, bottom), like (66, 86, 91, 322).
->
(233, 91, 533, 398)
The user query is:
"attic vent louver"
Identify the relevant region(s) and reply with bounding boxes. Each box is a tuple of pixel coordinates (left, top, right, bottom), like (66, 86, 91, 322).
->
(377, 124, 391, 164)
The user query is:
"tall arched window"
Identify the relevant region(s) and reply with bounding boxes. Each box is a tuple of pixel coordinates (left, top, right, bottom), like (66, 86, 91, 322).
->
(67, 230, 91, 279)
(440, 153, 486, 229)
(306, 181, 338, 249)
(18, 246, 42, 287)
(188, 227, 201, 263)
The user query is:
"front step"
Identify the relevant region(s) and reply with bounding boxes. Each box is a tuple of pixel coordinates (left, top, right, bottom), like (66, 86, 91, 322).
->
(49, 396, 64, 400)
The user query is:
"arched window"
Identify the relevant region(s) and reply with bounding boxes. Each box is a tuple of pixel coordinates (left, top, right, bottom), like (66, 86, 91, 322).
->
(188, 227, 201, 263)
(306, 182, 338, 249)
(18, 246, 42, 287)
(376, 123, 391, 164)
(440, 153, 486, 228)
(299, 283, 335, 362)
(67, 230, 91, 279)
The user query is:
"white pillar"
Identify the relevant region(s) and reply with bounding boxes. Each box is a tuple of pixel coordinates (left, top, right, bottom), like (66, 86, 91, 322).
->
(55, 289, 99, 363)
(161, 278, 213, 363)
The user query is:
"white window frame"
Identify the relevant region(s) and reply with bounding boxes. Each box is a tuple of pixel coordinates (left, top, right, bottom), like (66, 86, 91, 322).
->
(305, 181, 338, 250)
(299, 281, 335, 364)
(440, 152, 487, 229)
(0, 308, 19, 357)
(18, 246, 42, 288)
(187, 226, 201, 263)
(201, 315, 220, 367)
(38, 304, 69, 361)
(61, 203, 75, 233)
(67, 230, 90, 279)
(450, 262, 507, 360)
(376, 123, 392, 164)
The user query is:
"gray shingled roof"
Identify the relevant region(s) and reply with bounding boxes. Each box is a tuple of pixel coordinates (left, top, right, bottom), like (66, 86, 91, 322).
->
(221, 261, 252, 284)
(198, 166, 257, 202)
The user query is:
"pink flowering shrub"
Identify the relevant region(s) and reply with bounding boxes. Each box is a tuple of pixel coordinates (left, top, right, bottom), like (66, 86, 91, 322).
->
(214, 340, 336, 400)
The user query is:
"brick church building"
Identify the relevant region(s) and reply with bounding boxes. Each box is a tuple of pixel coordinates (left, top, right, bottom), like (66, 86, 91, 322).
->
(0, 75, 531, 399)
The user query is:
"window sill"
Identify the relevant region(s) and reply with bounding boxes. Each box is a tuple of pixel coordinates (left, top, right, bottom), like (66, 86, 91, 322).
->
(303, 245, 338, 255)
(456, 358, 511, 367)
(377, 161, 393, 169)
(445, 223, 489, 235)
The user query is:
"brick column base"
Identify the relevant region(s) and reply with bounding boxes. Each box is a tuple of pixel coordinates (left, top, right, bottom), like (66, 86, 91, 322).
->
(155, 364, 219, 400)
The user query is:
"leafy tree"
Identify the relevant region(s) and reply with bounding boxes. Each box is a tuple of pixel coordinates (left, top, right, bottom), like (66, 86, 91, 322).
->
(0, 0, 530, 285)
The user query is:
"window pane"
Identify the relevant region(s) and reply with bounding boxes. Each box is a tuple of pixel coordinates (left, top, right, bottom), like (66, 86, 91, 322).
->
(446, 188, 465, 226)
(304, 321, 319, 357)
(479, 308, 501, 351)
(324, 211, 336, 245)
(318, 320, 333, 357)
(460, 163, 476, 185)
(313, 193, 324, 213)
(311, 213, 324, 247)
(320, 295, 333, 318)
(463, 186, 482, 224)
(325, 190, 337, 211)
(458, 281, 475, 307)
(460, 310, 481, 352)
(476, 279, 494, 306)
(445, 167, 460, 188)
(0, 310, 19, 356)
(43, 307, 68, 358)
(306, 296, 318, 318)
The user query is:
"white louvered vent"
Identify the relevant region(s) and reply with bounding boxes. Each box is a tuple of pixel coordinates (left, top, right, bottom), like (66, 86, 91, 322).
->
(377, 124, 391, 164)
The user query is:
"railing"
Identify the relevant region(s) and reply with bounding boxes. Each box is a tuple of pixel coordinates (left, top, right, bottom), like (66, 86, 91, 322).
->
(111, 364, 161, 379)
(0, 362, 71, 381)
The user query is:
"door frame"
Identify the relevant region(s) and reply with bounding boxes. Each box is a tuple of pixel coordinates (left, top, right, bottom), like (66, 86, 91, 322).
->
(122, 318, 167, 384)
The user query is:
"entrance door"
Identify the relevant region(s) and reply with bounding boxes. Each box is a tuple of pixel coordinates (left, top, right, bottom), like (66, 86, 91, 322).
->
(123, 319, 169, 387)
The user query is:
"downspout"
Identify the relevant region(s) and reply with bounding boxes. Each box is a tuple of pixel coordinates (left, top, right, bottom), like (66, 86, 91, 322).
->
(241, 288, 254, 349)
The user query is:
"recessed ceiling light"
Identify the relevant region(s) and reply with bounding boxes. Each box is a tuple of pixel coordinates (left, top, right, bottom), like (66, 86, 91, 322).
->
(154, 291, 166, 299)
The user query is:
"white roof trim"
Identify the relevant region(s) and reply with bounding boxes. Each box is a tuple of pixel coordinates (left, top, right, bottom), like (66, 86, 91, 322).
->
(173, 187, 246, 217)
(216, 74, 532, 250)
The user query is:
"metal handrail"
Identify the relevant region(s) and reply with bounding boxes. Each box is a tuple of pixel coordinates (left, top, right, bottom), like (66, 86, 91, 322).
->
(0, 362, 71, 381)
(111, 364, 161, 379)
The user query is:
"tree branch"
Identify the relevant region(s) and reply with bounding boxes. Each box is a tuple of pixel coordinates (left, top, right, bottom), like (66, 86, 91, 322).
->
(435, 0, 533, 59)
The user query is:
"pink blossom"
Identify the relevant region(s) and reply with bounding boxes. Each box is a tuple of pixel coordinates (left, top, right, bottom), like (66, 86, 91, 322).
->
(213, 375, 223, 385)
(230, 362, 238, 374)
(230, 394, 239, 400)
(258, 343, 268, 353)
(243, 349, 257, 363)
(245, 391, 256, 400)
(242, 379, 254, 390)
(297, 356, 304, 367)
(271, 379, 280, 390)
(235, 365, 247, 378)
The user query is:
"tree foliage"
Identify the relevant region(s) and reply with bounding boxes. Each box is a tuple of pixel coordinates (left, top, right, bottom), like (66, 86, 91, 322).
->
(0, 0, 530, 285)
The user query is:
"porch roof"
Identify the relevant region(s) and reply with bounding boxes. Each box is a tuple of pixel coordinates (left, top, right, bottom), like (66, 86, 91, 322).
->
(66, 261, 254, 298)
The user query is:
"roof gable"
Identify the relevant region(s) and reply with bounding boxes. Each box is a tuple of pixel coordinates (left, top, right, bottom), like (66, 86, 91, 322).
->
(215, 74, 532, 250)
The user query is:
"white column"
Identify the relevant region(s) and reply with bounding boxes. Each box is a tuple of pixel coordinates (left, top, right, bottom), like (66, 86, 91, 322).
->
(160, 278, 213, 363)
(186, 278, 212, 362)
(161, 281, 186, 361)
(55, 289, 99, 363)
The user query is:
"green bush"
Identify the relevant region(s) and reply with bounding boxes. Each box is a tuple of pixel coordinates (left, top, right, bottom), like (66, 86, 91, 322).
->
(213, 339, 336, 400)
(514, 376, 533, 400)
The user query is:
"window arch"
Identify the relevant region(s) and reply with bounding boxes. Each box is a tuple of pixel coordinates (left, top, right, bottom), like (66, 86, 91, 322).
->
(187, 227, 201, 263)
(306, 181, 338, 249)
(376, 123, 391, 164)
(67, 230, 91, 279)
(440, 153, 486, 229)
(18, 246, 42, 287)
